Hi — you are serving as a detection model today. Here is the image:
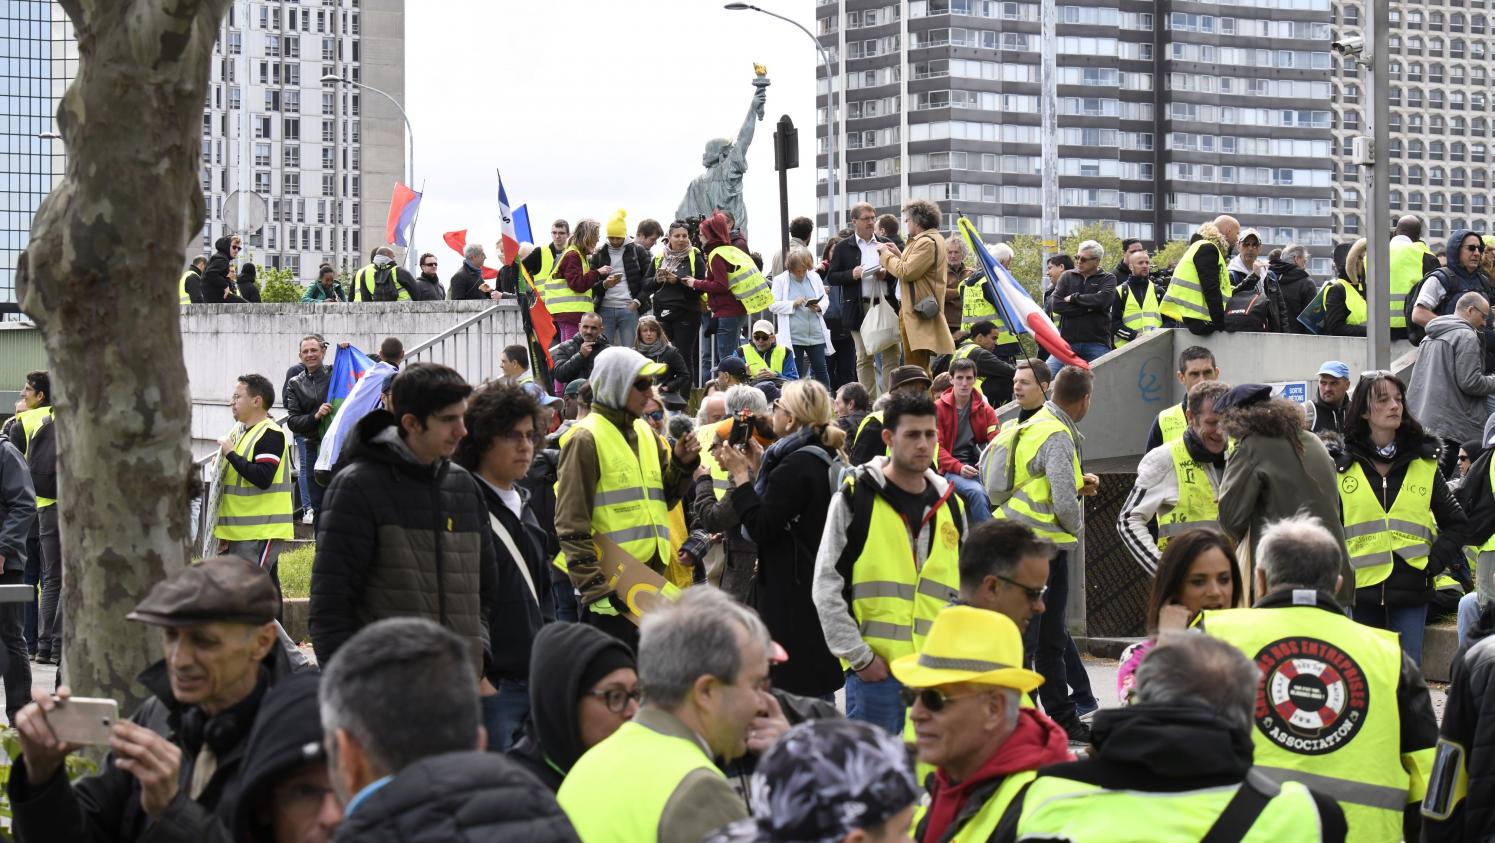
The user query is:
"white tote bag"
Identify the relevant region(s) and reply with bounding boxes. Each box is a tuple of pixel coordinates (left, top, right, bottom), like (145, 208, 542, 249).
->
(859, 296, 901, 353)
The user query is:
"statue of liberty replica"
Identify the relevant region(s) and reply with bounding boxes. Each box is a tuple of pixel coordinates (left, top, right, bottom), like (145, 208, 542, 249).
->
(676, 65, 770, 234)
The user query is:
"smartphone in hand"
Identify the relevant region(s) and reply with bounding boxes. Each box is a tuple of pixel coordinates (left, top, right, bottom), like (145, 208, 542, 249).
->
(49, 697, 119, 745)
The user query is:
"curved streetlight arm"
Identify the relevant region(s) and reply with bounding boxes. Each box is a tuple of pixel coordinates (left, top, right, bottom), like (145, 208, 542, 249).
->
(322, 75, 414, 190)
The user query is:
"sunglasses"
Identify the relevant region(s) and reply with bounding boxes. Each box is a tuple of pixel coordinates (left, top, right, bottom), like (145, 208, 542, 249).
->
(421, 261, 437, 267)
(1467, 244, 1486, 253)
(632, 379, 654, 392)
(586, 686, 642, 714)
(644, 410, 664, 422)
(996, 574, 1048, 603)
(899, 686, 990, 713)
(753, 334, 771, 341)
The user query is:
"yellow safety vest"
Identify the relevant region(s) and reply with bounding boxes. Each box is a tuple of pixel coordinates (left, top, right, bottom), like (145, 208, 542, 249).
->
(17, 407, 56, 508)
(1016, 768, 1327, 841)
(992, 407, 1082, 546)
(695, 426, 730, 501)
(1160, 240, 1230, 323)
(739, 343, 789, 376)
(1203, 607, 1432, 841)
(178, 270, 196, 305)
(572, 413, 673, 569)
(1338, 459, 1438, 590)
(1116, 280, 1163, 346)
(707, 245, 775, 312)
(1388, 241, 1429, 330)
(214, 418, 295, 541)
(1330, 279, 1368, 327)
(959, 273, 1019, 346)
(1157, 438, 1221, 546)
(353, 263, 411, 302)
(1157, 403, 1187, 445)
(913, 770, 1036, 842)
(518, 244, 557, 296)
(541, 246, 596, 315)
(845, 475, 962, 664)
(557, 718, 724, 842)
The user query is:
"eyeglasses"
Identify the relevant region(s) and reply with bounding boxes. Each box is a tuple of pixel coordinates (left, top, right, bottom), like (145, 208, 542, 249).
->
(899, 686, 990, 713)
(996, 574, 1048, 603)
(644, 410, 664, 422)
(586, 686, 642, 714)
(1467, 244, 1486, 253)
(632, 379, 654, 392)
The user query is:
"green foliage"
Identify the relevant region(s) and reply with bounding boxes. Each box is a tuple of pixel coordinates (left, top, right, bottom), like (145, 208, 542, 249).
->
(0, 728, 98, 838)
(1152, 239, 1192, 271)
(1060, 222, 1124, 269)
(258, 265, 305, 303)
(279, 543, 314, 599)
(1006, 234, 1045, 299)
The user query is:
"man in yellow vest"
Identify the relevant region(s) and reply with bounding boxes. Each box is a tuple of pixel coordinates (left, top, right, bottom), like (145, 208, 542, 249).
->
(1002, 633, 1347, 842)
(1110, 248, 1162, 347)
(214, 374, 295, 610)
(954, 245, 1022, 361)
(352, 246, 414, 302)
(509, 218, 570, 300)
(1143, 345, 1221, 451)
(178, 255, 206, 304)
(737, 320, 799, 380)
(892, 606, 1068, 843)
(814, 390, 966, 736)
(1119, 380, 1230, 575)
(6, 371, 60, 664)
(559, 587, 767, 842)
(1159, 214, 1238, 333)
(1390, 215, 1440, 340)
(555, 347, 700, 648)
(982, 365, 1097, 743)
(1197, 513, 1439, 842)
(849, 365, 933, 465)
(952, 320, 1017, 407)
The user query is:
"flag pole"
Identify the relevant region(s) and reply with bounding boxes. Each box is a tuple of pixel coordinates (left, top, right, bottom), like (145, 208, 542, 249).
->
(404, 180, 426, 272)
(958, 212, 1051, 403)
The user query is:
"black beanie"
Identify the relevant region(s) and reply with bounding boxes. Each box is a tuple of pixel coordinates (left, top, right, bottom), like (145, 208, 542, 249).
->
(577, 643, 637, 702)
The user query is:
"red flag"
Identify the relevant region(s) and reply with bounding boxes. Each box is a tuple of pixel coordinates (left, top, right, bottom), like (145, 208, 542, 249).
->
(442, 229, 498, 280)
(531, 295, 556, 365)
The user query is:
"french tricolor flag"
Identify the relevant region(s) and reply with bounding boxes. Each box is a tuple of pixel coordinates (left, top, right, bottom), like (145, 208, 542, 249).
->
(384, 182, 421, 247)
(497, 171, 519, 265)
(957, 215, 1088, 369)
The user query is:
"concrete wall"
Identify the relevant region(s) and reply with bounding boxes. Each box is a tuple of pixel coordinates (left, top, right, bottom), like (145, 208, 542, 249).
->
(182, 301, 524, 457)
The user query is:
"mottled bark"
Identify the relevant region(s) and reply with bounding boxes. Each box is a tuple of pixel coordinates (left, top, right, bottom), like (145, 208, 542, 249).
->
(17, 0, 232, 712)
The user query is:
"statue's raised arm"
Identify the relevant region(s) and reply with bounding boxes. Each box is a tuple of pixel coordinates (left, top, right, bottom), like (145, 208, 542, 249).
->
(729, 84, 768, 177)
(676, 67, 770, 231)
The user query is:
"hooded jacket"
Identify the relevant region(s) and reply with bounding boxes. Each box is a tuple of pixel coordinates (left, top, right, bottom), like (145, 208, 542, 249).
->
(1428, 229, 1491, 316)
(232, 673, 324, 843)
(202, 236, 240, 304)
(332, 751, 579, 843)
(310, 410, 500, 674)
(237, 263, 261, 303)
(696, 214, 751, 319)
(0, 440, 34, 574)
(996, 704, 1347, 843)
(478, 479, 554, 684)
(508, 622, 636, 792)
(1407, 314, 1495, 442)
(1266, 255, 1318, 334)
(1426, 602, 1495, 841)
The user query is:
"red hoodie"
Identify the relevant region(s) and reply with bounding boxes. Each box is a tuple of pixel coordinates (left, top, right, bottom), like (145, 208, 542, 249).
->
(935, 387, 999, 475)
(921, 708, 1073, 843)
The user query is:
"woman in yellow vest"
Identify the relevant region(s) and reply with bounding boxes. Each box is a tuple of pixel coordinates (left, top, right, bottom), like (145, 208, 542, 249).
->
(551, 218, 609, 343)
(1336, 371, 1471, 664)
(1322, 237, 1369, 337)
(696, 212, 763, 372)
(1116, 530, 1242, 703)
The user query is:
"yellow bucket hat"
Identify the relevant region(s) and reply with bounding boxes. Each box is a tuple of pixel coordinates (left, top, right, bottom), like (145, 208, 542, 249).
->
(890, 606, 1044, 692)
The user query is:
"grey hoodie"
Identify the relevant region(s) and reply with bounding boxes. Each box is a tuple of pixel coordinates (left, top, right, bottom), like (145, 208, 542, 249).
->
(590, 346, 654, 410)
(1407, 313, 1495, 442)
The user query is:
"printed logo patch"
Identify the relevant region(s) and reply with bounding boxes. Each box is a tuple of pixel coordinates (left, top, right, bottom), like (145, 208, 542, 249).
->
(1253, 636, 1370, 756)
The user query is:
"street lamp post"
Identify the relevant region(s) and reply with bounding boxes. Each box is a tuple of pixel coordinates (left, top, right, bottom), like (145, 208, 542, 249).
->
(724, 3, 839, 233)
(321, 74, 416, 261)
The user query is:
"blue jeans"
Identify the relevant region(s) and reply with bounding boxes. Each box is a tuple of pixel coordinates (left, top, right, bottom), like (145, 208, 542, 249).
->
(844, 669, 904, 735)
(944, 473, 992, 524)
(1047, 342, 1111, 377)
(1458, 591, 1482, 651)
(296, 436, 324, 514)
(483, 679, 531, 752)
(713, 315, 746, 372)
(793, 344, 831, 388)
(1352, 601, 1428, 665)
(600, 306, 639, 348)
(552, 579, 579, 623)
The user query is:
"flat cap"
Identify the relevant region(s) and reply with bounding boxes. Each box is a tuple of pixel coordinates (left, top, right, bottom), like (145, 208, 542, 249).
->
(128, 555, 279, 627)
(1214, 383, 1273, 414)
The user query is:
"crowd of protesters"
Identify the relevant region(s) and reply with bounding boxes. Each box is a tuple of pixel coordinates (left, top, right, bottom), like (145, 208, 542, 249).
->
(8, 204, 1495, 842)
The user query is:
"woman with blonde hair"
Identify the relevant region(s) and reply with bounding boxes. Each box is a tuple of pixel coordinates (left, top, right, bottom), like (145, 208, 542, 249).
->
(551, 218, 609, 342)
(716, 380, 846, 698)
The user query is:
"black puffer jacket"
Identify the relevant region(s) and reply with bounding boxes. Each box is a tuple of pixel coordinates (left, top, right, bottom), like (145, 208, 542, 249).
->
(549, 334, 611, 383)
(1267, 256, 1318, 334)
(1425, 603, 1495, 841)
(637, 342, 692, 399)
(310, 410, 500, 674)
(202, 236, 241, 304)
(330, 751, 579, 843)
(1335, 431, 1471, 606)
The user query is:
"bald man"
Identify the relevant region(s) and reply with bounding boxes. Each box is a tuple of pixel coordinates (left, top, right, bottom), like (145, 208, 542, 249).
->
(1159, 215, 1238, 336)
(1390, 215, 1441, 341)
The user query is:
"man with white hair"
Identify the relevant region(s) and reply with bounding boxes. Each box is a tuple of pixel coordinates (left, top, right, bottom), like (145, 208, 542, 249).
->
(1047, 239, 1116, 376)
(952, 239, 1023, 362)
(692, 385, 769, 603)
(450, 242, 496, 301)
(1197, 513, 1439, 842)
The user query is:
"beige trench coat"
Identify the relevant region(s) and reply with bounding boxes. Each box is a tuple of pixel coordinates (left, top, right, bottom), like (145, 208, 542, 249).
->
(881, 228, 956, 355)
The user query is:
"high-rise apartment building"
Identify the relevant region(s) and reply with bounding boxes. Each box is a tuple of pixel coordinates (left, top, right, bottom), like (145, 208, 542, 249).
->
(816, 0, 1336, 276)
(1330, 2, 1495, 246)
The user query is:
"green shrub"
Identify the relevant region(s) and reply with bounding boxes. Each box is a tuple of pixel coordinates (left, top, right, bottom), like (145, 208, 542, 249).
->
(258, 266, 306, 303)
(0, 729, 97, 838)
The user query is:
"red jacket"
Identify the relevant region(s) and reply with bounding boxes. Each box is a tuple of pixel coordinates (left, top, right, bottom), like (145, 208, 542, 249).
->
(920, 709, 1073, 843)
(695, 252, 748, 318)
(936, 388, 998, 475)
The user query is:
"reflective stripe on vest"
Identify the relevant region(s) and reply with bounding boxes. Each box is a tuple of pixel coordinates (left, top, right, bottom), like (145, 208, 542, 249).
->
(914, 769, 1035, 842)
(739, 343, 789, 376)
(1157, 403, 1187, 445)
(17, 407, 56, 508)
(848, 481, 962, 664)
(992, 407, 1081, 546)
(694, 426, 730, 500)
(1331, 279, 1368, 326)
(1016, 768, 1326, 841)
(1117, 280, 1163, 346)
(178, 271, 194, 305)
(1338, 458, 1437, 589)
(708, 245, 775, 312)
(1201, 606, 1429, 841)
(1388, 241, 1429, 329)
(542, 246, 596, 314)
(557, 719, 722, 842)
(575, 413, 673, 567)
(1157, 438, 1221, 543)
(1160, 239, 1230, 322)
(215, 418, 295, 541)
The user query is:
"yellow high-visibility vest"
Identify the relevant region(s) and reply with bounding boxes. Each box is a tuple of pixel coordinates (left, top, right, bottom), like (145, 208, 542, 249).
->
(1157, 403, 1187, 445)
(572, 413, 673, 568)
(541, 246, 596, 315)
(215, 418, 295, 542)
(1157, 437, 1221, 546)
(17, 407, 56, 508)
(991, 407, 1082, 546)
(1160, 239, 1230, 323)
(1116, 280, 1162, 346)
(739, 343, 789, 376)
(1388, 240, 1430, 330)
(960, 273, 1019, 346)
(1338, 458, 1437, 589)
(707, 245, 775, 312)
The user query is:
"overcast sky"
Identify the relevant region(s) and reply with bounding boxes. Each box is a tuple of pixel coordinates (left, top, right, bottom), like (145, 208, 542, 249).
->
(403, 1, 818, 259)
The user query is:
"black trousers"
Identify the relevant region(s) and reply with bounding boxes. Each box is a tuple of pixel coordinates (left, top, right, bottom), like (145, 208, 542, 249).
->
(657, 308, 702, 387)
(1024, 548, 1074, 723)
(0, 570, 33, 720)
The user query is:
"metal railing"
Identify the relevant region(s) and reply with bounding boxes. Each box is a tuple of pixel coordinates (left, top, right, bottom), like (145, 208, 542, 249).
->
(402, 303, 507, 384)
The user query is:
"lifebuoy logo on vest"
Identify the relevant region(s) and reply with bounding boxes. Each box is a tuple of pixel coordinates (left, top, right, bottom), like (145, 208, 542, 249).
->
(1253, 636, 1370, 756)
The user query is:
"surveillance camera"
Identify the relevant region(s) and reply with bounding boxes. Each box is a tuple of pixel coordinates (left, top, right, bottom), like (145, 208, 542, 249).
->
(1332, 35, 1365, 57)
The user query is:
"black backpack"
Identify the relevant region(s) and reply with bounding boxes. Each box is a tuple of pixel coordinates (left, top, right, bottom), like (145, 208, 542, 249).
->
(1405, 268, 1454, 346)
(25, 415, 57, 500)
(370, 265, 404, 302)
(1223, 285, 1273, 332)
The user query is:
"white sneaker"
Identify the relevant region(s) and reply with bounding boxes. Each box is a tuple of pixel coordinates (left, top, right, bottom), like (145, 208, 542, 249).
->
(301, 509, 314, 525)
